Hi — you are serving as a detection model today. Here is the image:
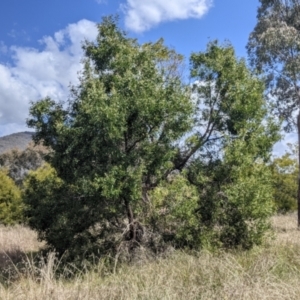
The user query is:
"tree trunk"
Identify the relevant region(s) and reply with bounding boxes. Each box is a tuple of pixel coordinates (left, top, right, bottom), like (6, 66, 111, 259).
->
(124, 198, 136, 241)
(297, 113, 300, 228)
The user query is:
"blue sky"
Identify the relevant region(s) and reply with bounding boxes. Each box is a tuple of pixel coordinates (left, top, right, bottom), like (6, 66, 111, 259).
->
(0, 0, 291, 154)
(0, 0, 258, 59)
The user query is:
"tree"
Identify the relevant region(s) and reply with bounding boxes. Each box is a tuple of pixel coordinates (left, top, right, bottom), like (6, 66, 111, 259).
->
(26, 16, 193, 259)
(26, 17, 279, 259)
(247, 0, 300, 226)
(185, 42, 279, 249)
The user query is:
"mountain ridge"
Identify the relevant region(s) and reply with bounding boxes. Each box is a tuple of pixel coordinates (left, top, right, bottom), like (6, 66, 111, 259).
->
(0, 132, 34, 154)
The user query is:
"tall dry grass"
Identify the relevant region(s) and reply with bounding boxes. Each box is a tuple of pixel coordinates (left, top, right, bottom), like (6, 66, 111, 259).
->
(0, 225, 43, 270)
(0, 214, 300, 299)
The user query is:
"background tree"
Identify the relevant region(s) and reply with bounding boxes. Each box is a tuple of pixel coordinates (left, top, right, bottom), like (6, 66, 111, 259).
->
(247, 0, 300, 226)
(270, 144, 298, 213)
(0, 169, 23, 225)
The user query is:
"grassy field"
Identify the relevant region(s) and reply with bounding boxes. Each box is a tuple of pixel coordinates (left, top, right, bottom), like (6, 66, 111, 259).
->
(0, 214, 300, 299)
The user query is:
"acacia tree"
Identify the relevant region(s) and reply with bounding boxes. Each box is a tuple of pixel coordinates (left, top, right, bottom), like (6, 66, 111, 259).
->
(247, 0, 300, 226)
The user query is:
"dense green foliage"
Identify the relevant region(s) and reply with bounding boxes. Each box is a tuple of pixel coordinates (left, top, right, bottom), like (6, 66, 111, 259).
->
(23, 164, 72, 254)
(25, 17, 279, 261)
(148, 173, 200, 248)
(186, 43, 279, 249)
(26, 17, 193, 259)
(0, 169, 23, 225)
(270, 146, 298, 213)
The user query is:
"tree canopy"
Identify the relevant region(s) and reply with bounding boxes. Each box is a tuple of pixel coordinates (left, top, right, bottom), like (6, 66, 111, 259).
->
(248, 0, 300, 131)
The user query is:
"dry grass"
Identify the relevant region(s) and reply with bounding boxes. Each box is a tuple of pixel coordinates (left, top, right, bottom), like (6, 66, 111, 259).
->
(271, 212, 300, 245)
(0, 215, 300, 299)
(0, 225, 43, 270)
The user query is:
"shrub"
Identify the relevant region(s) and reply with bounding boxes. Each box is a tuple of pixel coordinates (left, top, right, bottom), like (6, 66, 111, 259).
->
(270, 150, 297, 213)
(0, 169, 23, 225)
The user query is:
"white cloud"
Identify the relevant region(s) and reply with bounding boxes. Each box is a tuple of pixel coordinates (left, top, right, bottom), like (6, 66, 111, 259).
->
(123, 0, 213, 32)
(0, 19, 98, 137)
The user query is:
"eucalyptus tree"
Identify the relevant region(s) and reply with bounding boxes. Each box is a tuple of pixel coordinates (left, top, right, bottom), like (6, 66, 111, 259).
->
(247, 0, 300, 226)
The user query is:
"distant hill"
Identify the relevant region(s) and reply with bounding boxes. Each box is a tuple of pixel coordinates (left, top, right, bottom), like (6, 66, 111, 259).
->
(0, 132, 34, 154)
